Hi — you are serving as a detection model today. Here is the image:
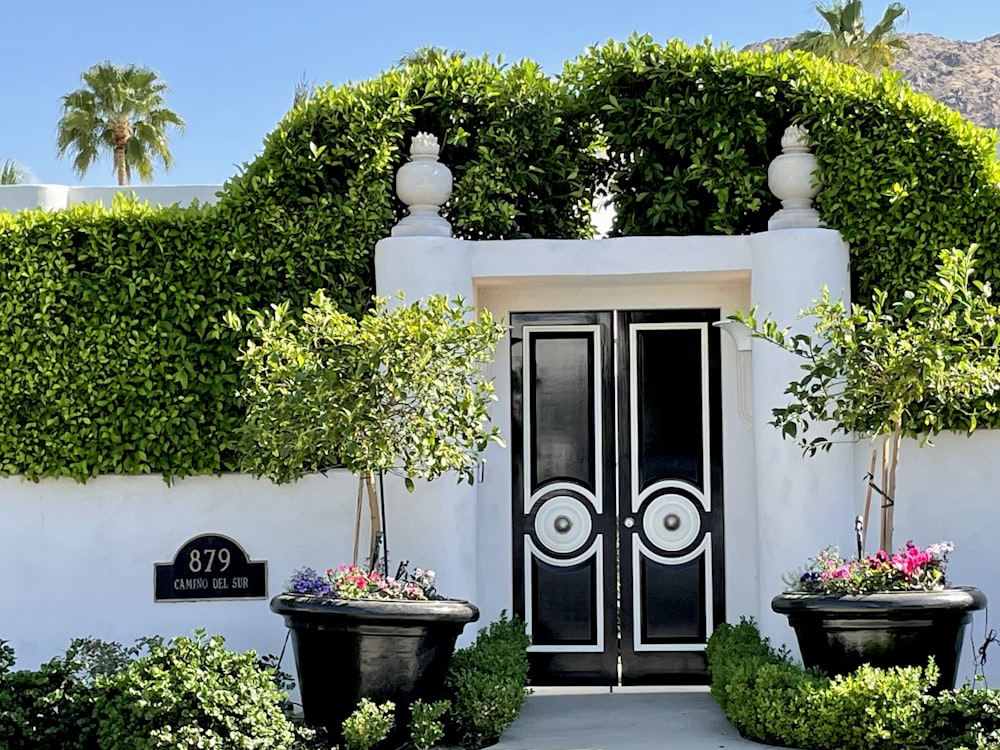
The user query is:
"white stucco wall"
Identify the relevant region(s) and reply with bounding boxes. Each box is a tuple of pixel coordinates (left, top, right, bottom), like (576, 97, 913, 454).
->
(4, 218, 994, 690)
(852, 432, 1000, 686)
(0, 184, 221, 212)
(0, 471, 479, 670)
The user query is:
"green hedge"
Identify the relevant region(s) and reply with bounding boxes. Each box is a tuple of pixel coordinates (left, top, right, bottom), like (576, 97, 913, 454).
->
(706, 619, 1000, 750)
(5, 42, 1000, 480)
(0, 53, 594, 481)
(567, 36, 1000, 301)
(0, 633, 309, 750)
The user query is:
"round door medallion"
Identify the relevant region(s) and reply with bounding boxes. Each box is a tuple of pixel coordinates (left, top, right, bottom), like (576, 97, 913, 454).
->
(534, 494, 593, 555)
(642, 494, 701, 552)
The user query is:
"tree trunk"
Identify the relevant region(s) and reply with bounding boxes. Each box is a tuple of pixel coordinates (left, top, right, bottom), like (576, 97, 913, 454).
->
(883, 422, 903, 552)
(114, 144, 128, 186)
(364, 471, 382, 569)
(877, 422, 903, 552)
(352, 476, 364, 566)
(113, 123, 130, 186)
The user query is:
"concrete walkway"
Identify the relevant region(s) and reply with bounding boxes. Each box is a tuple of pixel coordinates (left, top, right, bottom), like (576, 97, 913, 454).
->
(492, 687, 785, 750)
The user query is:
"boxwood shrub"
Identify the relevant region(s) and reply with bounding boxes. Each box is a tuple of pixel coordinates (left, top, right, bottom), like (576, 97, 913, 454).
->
(443, 612, 532, 748)
(707, 618, 1000, 750)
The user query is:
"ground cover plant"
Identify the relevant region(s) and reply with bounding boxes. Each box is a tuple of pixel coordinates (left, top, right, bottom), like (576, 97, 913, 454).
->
(3, 42, 1000, 482)
(706, 619, 1000, 750)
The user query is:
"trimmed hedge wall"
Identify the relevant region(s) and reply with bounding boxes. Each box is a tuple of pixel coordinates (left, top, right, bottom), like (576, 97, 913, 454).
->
(0, 54, 595, 481)
(4, 42, 1000, 480)
(568, 36, 1000, 301)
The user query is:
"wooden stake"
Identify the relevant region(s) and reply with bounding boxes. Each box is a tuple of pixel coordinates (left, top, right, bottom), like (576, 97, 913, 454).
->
(862, 450, 876, 556)
(884, 424, 902, 553)
(880, 434, 890, 552)
(352, 476, 364, 567)
(365, 471, 382, 569)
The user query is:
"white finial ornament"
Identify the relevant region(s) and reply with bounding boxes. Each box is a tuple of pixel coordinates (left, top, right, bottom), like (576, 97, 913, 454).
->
(392, 132, 453, 237)
(767, 124, 823, 230)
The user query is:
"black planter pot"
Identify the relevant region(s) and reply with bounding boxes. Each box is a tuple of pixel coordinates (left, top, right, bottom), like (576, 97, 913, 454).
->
(772, 586, 987, 690)
(271, 593, 479, 745)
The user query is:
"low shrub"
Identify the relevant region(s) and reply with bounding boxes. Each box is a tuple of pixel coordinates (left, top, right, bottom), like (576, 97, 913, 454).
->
(0, 636, 159, 750)
(443, 612, 531, 748)
(706, 619, 953, 750)
(922, 687, 1000, 750)
(800, 662, 934, 750)
(340, 698, 395, 750)
(410, 699, 450, 750)
(93, 630, 303, 750)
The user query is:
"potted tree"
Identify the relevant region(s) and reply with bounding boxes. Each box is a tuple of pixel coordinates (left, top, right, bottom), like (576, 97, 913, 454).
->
(737, 246, 999, 688)
(226, 291, 505, 743)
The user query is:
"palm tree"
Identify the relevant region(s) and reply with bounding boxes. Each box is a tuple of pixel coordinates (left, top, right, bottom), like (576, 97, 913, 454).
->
(789, 0, 909, 74)
(56, 62, 186, 186)
(0, 159, 25, 185)
(293, 72, 317, 108)
(398, 46, 467, 68)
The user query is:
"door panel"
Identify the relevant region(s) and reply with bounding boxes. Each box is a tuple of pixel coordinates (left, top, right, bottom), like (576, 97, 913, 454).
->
(511, 309, 724, 686)
(618, 311, 725, 685)
(511, 312, 618, 685)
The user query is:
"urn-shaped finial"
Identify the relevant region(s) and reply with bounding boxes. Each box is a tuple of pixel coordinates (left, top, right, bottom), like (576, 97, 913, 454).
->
(780, 124, 811, 153)
(392, 132, 453, 237)
(409, 132, 442, 158)
(767, 124, 823, 231)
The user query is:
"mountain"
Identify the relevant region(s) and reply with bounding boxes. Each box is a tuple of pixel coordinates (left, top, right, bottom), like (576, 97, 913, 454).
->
(747, 33, 1000, 131)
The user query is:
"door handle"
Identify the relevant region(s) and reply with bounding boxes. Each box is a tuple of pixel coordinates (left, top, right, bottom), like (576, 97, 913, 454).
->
(623, 516, 635, 528)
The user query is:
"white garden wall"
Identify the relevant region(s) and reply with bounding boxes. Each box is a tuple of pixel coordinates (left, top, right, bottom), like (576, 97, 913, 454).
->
(0, 183, 220, 212)
(0, 471, 480, 671)
(3, 143, 998, 691)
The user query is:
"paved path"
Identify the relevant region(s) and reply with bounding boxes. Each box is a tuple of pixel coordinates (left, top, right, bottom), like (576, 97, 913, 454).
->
(492, 687, 786, 750)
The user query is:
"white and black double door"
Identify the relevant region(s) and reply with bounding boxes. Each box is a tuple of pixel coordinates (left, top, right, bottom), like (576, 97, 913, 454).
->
(511, 309, 724, 685)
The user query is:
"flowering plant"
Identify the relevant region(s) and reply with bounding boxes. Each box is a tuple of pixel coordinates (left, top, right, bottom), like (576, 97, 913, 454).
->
(785, 540, 953, 595)
(737, 247, 1000, 552)
(287, 564, 438, 601)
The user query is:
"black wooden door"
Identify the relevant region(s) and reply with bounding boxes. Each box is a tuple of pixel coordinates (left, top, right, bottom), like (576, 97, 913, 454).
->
(511, 310, 724, 686)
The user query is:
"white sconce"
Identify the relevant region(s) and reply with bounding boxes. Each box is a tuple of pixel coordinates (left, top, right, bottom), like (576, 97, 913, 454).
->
(713, 319, 752, 352)
(713, 318, 753, 424)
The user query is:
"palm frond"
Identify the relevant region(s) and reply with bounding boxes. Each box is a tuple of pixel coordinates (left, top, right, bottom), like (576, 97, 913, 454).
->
(56, 61, 185, 184)
(0, 159, 25, 185)
(789, 0, 909, 73)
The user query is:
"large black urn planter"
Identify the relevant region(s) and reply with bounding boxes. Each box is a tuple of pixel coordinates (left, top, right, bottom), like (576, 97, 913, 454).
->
(271, 593, 479, 744)
(772, 587, 986, 690)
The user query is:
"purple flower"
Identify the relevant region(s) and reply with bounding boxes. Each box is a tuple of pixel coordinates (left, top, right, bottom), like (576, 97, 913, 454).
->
(288, 567, 334, 596)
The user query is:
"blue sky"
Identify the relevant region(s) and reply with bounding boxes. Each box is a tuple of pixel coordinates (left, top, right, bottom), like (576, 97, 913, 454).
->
(4, 0, 998, 186)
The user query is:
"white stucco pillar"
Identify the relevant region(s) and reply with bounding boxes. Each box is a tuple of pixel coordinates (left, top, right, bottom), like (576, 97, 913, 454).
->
(374, 132, 479, 613)
(375, 236, 473, 301)
(374, 234, 478, 620)
(748, 227, 854, 650)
